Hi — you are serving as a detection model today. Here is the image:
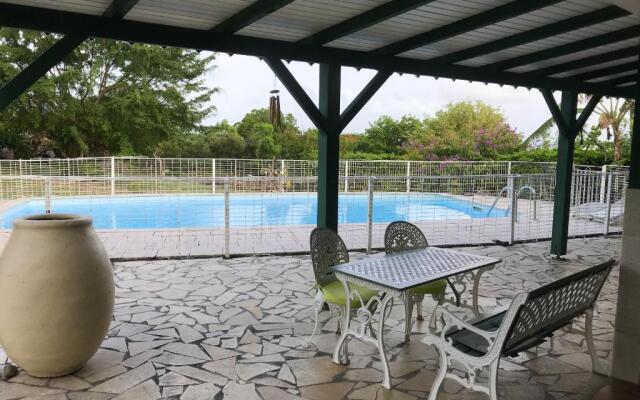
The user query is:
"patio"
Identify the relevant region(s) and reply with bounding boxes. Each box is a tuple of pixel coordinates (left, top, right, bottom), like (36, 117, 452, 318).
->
(0, 236, 620, 400)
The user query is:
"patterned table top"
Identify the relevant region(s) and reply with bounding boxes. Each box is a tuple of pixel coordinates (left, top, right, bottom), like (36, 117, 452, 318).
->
(332, 247, 500, 291)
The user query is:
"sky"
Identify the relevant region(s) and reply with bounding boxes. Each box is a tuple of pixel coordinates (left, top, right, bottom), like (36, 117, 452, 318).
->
(204, 53, 560, 137)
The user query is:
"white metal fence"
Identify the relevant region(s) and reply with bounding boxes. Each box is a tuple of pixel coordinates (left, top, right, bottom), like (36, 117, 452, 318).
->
(0, 157, 627, 258)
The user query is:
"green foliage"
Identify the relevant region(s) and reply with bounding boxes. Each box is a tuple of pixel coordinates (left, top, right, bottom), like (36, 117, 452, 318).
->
(155, 121, 245, 158)
(354, 115, 421, 155)
(0, 29, 216, 158)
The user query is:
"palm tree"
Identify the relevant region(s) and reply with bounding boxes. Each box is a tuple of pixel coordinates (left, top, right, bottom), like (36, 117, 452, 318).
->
(595, 98, 633, 162)
(524, 97, 634, 162)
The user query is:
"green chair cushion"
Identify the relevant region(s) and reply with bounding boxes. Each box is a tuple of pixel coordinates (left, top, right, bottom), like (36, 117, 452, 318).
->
(409, 279, 447, 296)
(320, 280, 377, 307)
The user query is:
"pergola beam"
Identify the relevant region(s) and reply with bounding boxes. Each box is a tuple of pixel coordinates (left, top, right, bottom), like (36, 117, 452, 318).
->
(597, 73, 637, 87)
(547, 90, 579, 257)
(375, 0, 563, 55)
(431, 6, 628, 65)
(489, 24, 640, 71)
(339, 70, 392, 131)
(530, 46, 638, 77)
(0, 0, 139, 111)
(0, 35, 85, 110)
(543, 90, 602, 256)
(263, 58, 327, 132)
(299, 0, 435, 46)
(210, 0, 294, 33)
(576, 95, 602, 133)
(0, 3, 633, 99)
(103, 0, 140, 18)
(569, 62, 637, 83)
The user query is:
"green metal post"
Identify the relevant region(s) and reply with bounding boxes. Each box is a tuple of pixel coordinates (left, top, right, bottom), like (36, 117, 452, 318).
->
(317, 63, 341, 231)
(630, 84, 640, 189)
(551, 91, 578, 256)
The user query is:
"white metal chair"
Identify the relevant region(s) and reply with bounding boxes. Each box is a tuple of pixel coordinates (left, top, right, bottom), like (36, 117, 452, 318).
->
(423, 259, 614, 400)
(384, 221, 458, 339)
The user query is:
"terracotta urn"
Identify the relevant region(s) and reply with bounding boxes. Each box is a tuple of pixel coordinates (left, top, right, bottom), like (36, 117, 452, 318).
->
(0, 214, 114, 377)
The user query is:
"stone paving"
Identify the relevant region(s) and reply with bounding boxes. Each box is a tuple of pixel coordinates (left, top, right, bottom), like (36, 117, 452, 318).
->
(0, 236, 621, 399)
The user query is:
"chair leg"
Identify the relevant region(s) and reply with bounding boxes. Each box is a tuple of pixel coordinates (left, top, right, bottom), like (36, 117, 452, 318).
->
(429, 290, 445, 329)
(428, 348, 448, 400)
(304, 290, 324, 348)
(585, 308, 607, 375)
(489, 359, 500, 400)
(404, 294, 415, 341)
(446, 277, 461, 307)
(415, 294, 425, 321)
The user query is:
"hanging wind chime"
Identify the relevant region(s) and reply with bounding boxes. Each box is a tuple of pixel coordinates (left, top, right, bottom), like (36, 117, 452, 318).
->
(269, 73, 282, 128)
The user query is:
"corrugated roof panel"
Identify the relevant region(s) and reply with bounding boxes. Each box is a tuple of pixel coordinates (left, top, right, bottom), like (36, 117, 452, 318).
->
(0, 0, 111, 16)
(456, 13, 640, 68)
(239, 0, 388, 42)
(551, 57, 638, 78)
(589, 71, 637, 82)
(404, 1, 606, 60)
(328, 0, 507, 53)
(123, 0, 252, 29)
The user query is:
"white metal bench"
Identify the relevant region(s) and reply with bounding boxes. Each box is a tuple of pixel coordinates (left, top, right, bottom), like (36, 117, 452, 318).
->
(423, 259, 615, 400)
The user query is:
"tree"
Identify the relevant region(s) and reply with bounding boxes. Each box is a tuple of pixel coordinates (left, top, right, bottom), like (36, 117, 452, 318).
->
(0, 29, 216, 158)
(155, 121, 245, 158)
(406, 101, 521, 160)
(235, 108, 308, 159)
(525, 97, 633, 163)
(595, 98, 632, 162)
(355, 115, 421, 155)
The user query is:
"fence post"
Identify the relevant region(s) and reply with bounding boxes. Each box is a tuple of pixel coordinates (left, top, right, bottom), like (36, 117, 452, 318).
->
(510, 177, 517, 245)
(281, 159, 286, 192)
(507, 161, 512, 176)
(367, 177, 374, 253)
(604, 173, 613, 235)
(212, 159, 216, 194)
(344, 160, 349, 193)
(406, 161, 411, 193)
(110, 157, 115, 195)
(18, 159, 24, 198)
(599, 165, 607, 203)
(224, 178, 230, 259)
(44, 177, 52, 214)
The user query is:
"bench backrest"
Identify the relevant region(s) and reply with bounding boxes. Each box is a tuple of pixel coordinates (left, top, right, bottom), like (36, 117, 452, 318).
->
(502, 259, 614, 355)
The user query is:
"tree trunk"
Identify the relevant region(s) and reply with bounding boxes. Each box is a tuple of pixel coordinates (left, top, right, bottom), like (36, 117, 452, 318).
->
(614, 128, 622, 162)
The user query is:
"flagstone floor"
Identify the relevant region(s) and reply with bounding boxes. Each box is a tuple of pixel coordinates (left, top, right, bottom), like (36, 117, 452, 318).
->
(0, 236, 621, 400)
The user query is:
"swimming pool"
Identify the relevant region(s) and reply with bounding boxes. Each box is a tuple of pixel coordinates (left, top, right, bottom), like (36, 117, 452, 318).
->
(1, 194, 508, 229)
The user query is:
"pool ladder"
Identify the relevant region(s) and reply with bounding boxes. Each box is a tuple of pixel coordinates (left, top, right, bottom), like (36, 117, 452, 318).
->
(487, 185, 537, 221)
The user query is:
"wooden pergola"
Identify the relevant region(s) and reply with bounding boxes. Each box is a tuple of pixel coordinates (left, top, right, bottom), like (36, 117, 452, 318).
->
(1, 0, 639, 382)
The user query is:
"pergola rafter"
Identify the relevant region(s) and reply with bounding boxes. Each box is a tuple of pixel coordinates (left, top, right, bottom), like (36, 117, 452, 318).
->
(374, 0, 564, 55)
(530, 46, 638, 77)
(0, 0, 140, 110)
(0, 3, 634, 99)
(487, 24, 640, 72)
(210, 0, 294, 33)
(429, 6, 629, 65)
(298, 0, 435, 46)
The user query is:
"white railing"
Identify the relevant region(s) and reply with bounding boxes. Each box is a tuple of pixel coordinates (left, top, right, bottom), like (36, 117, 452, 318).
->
(0, 169, 627, 257)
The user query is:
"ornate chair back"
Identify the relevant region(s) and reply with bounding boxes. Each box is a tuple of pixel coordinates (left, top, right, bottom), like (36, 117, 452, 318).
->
(384, 221, 428, 255)
(309, 227, 350, 287)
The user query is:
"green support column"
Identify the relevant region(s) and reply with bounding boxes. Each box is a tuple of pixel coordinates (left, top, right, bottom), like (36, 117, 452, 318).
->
(630, 92, 640, 189)
(317, 63, 341, 231)
(551, 91, 578, 256)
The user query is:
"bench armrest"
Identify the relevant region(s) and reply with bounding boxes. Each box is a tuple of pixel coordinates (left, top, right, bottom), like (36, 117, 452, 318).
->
(425, 308, 498, 347)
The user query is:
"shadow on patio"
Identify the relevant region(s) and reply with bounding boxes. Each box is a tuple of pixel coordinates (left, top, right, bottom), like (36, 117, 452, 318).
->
(0, 236, 621, 400)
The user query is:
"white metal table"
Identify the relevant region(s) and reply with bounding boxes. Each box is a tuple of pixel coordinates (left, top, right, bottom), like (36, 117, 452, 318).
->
(330, 247, 500, 389)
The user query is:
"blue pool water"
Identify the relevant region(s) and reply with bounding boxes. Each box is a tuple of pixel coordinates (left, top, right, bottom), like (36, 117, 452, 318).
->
(1, 194, 507, 229)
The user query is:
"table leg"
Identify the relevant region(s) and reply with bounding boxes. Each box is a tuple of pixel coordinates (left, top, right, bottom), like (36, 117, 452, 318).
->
(377, 294, 394, 389)
(472, 266, 492, 317)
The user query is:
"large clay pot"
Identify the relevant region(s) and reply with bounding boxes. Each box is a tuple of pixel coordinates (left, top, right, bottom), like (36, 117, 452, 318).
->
(0, 214, 114, 377)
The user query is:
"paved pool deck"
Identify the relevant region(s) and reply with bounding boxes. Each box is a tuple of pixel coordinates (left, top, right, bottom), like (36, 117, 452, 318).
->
(0, 236, 622, 399)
